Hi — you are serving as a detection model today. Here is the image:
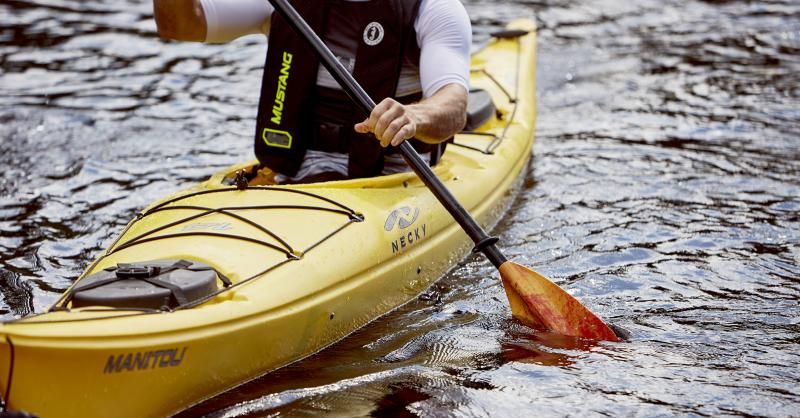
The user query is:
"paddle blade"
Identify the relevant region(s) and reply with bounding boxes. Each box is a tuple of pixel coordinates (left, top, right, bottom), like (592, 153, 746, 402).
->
(499, 261, 619, 342)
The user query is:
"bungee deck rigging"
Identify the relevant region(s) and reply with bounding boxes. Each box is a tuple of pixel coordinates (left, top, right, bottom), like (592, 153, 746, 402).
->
(27, 187, 364, 321)
(454, 30, 524, 155)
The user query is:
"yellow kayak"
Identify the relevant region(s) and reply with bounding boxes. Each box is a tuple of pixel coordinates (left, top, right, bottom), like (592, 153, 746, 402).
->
(0, 20, 536, 418)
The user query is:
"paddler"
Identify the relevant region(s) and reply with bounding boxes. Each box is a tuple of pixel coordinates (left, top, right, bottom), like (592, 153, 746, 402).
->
(153, 0, 471, 183)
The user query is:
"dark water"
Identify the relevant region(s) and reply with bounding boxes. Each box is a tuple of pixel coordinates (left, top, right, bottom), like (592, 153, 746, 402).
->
(1, 0, 799, 416)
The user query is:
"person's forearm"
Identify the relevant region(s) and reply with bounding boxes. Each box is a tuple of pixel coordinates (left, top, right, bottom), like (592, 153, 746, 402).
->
(354, 83, 468, 148)
(407, 84, 468, 144)
(154, 0, 207, 42)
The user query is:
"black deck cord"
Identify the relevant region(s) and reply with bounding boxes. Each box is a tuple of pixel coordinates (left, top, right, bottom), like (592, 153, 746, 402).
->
(268, 0, 506, 268)
(72, 184, 360, 283)
(145, 187, 357, 217)
(188, 266, 233, 287)
(0, 339, 36, 418)
(110, 205, 297, 257)
(47, 191, 359, 313)
(22, 212, 358, 324)
(2, 336, 12, 413)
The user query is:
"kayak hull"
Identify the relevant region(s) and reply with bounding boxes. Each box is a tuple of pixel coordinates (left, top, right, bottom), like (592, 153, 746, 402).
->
(0, 20, 537, 418)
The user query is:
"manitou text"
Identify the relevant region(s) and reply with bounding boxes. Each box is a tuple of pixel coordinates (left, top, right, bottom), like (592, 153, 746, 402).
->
(104, 347, 187, 373)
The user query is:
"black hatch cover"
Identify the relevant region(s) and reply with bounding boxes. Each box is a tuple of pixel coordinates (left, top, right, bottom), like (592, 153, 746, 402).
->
(71, 259, 219, 310)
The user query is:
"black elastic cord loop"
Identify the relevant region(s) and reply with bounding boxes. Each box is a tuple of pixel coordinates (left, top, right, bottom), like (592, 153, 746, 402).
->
(216, 271, 233, 287)
(187, 266, 233, 288)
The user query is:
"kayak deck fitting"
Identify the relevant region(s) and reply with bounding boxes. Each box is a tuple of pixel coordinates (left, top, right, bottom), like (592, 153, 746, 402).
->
(0, 20, 537, 418)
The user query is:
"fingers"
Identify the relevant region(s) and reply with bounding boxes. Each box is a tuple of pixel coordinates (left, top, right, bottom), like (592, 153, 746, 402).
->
(390, 124, 414, 147)
(373, 101, 402, 139)
(383, 116, 416, 146)
(355, 98, 393, 135)
(352, 98, 416, 147)
(354, 118, 369, 133)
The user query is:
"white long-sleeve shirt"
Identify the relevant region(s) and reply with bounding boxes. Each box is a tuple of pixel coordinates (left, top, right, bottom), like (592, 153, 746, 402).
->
(199, 0, 471, 97)
(198, 0, 471, 181)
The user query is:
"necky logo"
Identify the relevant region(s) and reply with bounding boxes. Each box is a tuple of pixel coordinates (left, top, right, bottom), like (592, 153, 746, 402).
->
(363, 22, 384, 46)
(384, 206, 420, 231)
(386, 207, 427, 254)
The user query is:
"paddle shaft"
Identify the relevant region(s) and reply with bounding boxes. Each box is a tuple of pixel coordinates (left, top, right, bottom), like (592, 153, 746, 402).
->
(268, 0, 507, 268)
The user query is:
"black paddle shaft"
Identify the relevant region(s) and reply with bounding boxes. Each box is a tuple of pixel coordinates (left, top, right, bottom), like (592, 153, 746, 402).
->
(267, 0, 507, 268)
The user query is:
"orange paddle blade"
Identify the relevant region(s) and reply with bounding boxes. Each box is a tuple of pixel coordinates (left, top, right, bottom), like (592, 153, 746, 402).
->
(499, 261, 619, 342)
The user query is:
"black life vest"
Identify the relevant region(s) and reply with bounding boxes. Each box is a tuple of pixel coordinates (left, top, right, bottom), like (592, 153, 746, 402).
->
(254, 0, 436, 178)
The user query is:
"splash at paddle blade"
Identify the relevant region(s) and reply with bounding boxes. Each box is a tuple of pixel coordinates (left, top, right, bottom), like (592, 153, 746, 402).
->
(499, 261, 619, 342)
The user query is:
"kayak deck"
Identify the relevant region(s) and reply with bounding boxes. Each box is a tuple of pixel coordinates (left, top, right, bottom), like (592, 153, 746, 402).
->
(0, 20, 537, 418)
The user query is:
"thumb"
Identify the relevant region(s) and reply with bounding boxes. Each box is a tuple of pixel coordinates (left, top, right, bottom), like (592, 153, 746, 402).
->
(354, 119, 369, 133)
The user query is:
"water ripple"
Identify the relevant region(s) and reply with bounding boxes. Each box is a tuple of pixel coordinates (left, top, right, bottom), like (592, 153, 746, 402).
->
(2, 0, 799, 416)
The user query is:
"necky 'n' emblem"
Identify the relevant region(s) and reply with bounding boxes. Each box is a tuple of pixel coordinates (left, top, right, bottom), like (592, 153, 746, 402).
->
(363, 22, 384, 46)
(384, 206, 420, 231)
(385, 206, 427, 254)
